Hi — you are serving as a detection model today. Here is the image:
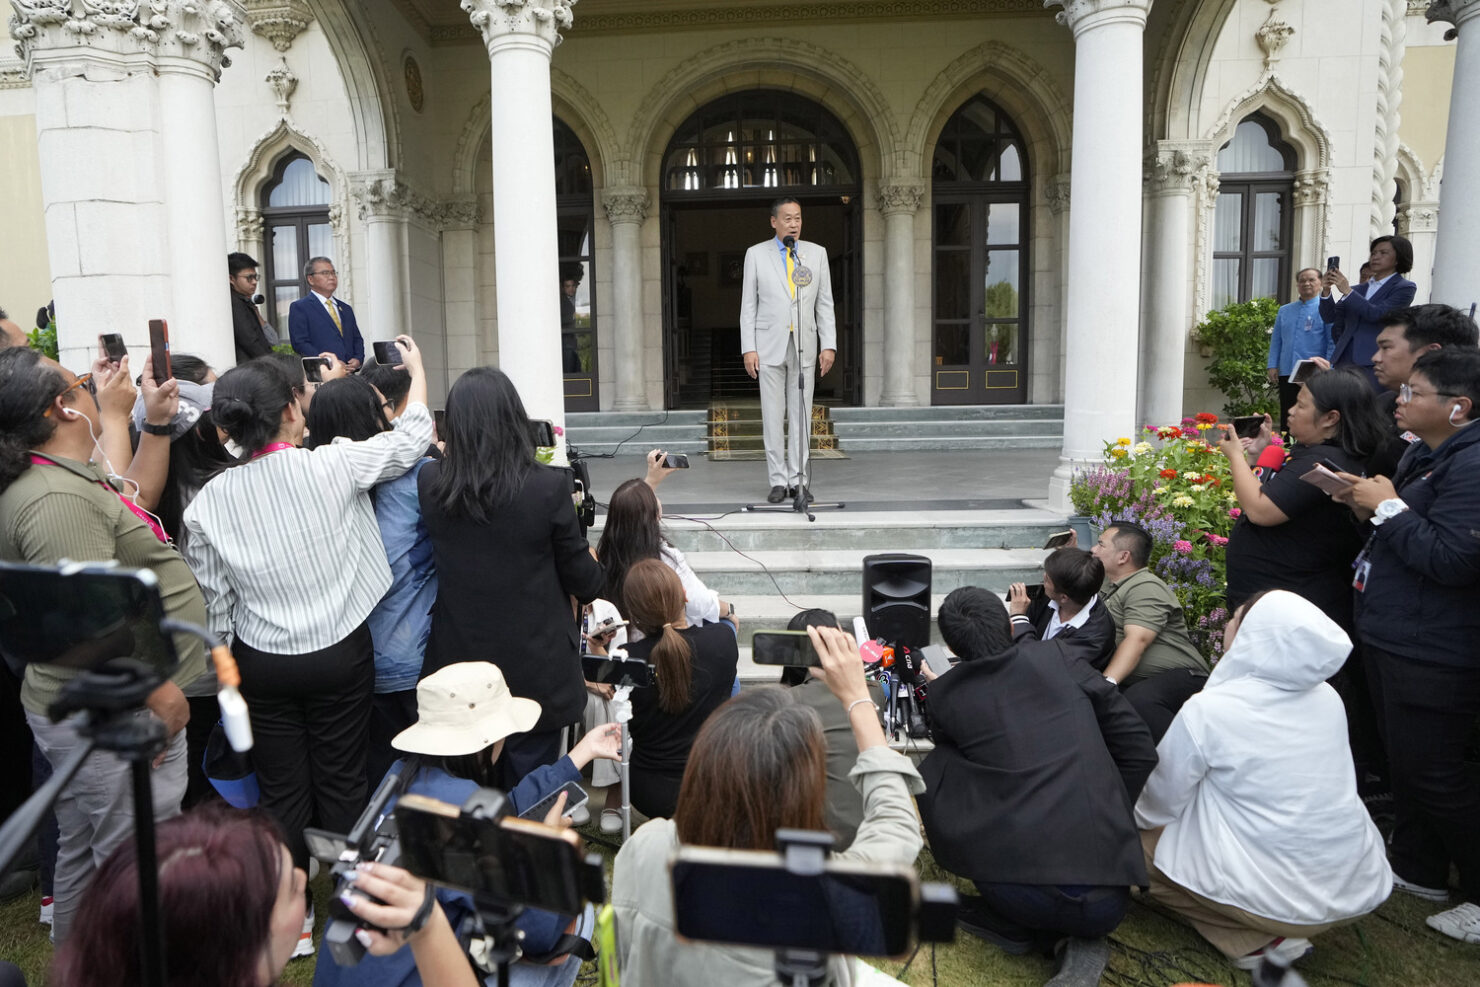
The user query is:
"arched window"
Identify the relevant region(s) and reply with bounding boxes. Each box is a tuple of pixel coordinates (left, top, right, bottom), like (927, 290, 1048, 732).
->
(261, 153, 332, 331)
(661, 91, 859, 195)
(1212, 115, 1295, 308)
(930, 95, 1030, 405)
(555, 117, 599, 411)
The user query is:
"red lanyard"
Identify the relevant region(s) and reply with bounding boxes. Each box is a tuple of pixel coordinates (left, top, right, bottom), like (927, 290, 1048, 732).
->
(28, 455, 168, 545)
(251, 442, 297, 459)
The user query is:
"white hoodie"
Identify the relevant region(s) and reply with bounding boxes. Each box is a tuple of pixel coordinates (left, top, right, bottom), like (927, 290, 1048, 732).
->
(1135, 590, 1392, 924)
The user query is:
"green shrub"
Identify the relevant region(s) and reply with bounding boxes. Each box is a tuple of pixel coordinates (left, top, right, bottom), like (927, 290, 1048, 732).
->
(1192, 298, 1280, 418)
(28, 321, 58, 361)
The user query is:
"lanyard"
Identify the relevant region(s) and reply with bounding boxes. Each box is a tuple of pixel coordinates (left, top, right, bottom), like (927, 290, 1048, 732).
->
(27, 454, 169, 545)
(251, 442, 296, 459)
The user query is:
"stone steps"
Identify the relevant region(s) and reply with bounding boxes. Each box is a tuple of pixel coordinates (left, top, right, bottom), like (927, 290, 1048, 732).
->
(831, 405, 1064, 452)
(680, 546, 1045, 596)
(563, 411, 709, 456)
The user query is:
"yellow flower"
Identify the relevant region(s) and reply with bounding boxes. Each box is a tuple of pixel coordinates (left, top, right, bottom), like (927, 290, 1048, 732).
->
(1172, 495, 1196, 508)
(1196, 422, 1215, 431)
(1110, 447, 1128, 459)
(1132, 442, 1153, 454)
(1116, 437, 1132, 446)
(1226, 491, 1238, 502)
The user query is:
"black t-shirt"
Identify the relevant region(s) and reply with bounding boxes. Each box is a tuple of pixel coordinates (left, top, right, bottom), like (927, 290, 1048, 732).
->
(1225, 442, 1366, 628)
(624, 621, 739, 774)
(1368, 389, 1411, 479)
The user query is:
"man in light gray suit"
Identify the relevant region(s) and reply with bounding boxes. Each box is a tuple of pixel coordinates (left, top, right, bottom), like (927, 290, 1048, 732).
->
(740, 197, 837, 503)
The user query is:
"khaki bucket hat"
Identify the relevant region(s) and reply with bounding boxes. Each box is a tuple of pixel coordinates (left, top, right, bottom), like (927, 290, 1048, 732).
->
(391, 662, 542, 756)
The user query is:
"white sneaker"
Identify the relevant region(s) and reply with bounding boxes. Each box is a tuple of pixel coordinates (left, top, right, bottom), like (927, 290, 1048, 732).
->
(1232, 937, 1312, 972)
(599, 809, 623, 834)
(1425, 902, 1480, 944)
(38, 895, 53, 925)
(1393, 874, 1450, 902)
(292, 904, 315, 958)
(568, 803, 591, 827)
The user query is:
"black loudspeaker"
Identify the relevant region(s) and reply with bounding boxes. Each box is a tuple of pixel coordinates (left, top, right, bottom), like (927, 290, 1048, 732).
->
(862, 553, 932, 650)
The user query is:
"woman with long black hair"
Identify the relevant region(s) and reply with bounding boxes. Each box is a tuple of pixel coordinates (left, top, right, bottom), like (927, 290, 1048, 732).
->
(181, 337, 432, 956)
(418, 366, 604, 786)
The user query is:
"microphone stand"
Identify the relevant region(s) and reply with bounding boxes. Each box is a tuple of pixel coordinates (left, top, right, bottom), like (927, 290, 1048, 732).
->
(746, 237, 844, 522)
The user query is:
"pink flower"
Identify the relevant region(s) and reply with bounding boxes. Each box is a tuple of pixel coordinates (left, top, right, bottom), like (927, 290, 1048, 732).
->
(1181, 417, 1197, 426)
(1228, 507, 1242, 518)
(1173, 540, 1193, 554)
(1206, 534, 1229, 547)
(1269, 433, 1285, 447)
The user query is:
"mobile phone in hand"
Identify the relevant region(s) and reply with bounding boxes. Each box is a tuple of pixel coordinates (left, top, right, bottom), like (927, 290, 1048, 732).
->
(1327, 256, 1340, 271)
(1232, 415, 1265, 439)
(1290, 359, 1320, 385)
(519, 781, 589, 821)
(99, 333, 127, 363)
(372, 340, 400, 366)
(529, 419, 556, 447)
(1042, 530, 1074, 550)
(147, 319, 171, 384)
(1024, 583, 1046, 603)
(663, 453, 690, 469)
(302, 357, 327, 383)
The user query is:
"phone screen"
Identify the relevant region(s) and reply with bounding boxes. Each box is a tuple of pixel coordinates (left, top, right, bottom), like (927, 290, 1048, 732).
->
(433, 409, 445, 437)
(1233, 415, 1265, 439)
(1024, 583, 1046, 603)
(1290, 359, 1320, 385)
(519, 781, 589, 821)
(580, 654, 655, 687)
(372, 340, 400, 366)
(1042, 530, 1074, 551)
(99, 333, 127, 363)
(671, 854, 914, 955)
(148, 319, 170, 384)
(395, 804, 586, 915)
(0, 563, 176, 674)
(751, 631, 822, 668)
(1327, 256, 1340, 271)
(663, 453, 690, 469)
(302, 357, 326, 384)
(529, 419, 556, 448)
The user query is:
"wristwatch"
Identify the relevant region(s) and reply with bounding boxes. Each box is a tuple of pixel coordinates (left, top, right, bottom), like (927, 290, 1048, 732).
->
(1372, 498, 1409, 526)
(139, 421, 173, 437)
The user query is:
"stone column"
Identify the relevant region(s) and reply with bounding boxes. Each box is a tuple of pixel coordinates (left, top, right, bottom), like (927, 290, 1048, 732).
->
(155, 3, 245, 371)
(1046, 0, 1154, 513)
(439, 199, 482, 390)
(464, 0, 574, 433)
(1427, 0, 1480, 306)
(877, 182, 925, 406)
(351, 173, 413, 341)
(1140, 143, 1209, 428)
(1396, 200, 1440, 301)
(235, 209, 266, 273)
(602, 187, 650, 411)
(1044, 174, 1072, 404)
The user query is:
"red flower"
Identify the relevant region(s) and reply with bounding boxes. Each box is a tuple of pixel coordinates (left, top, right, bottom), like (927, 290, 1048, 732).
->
(1195, 412, 1219, 424)
(1159, 469, 1178, 480)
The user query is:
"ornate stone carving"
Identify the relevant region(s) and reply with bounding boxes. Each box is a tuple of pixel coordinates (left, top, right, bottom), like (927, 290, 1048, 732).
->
(352, 173, 476, 231)
(438, 197, 480, 229)
(1043, 0, 1152, 32)
(1371, 0, 1406, 237)
(1144, 144, 1210, 193)
(265, 57, 296, 114)
(1044, 174, 1071, 215)
(601, 187, 649, 225)
(9, 0, 243, 77)
(876, 181, 925, 215)
(1396, 202, 1439, 235)
(1254, 11, 1295, 67)
(239, 0, 313, 53)
(1292, 170, 1331, 206)
(461, 0, 576, 51)
(1427, 0, 1480, 39)
(235, 207, 263, 243)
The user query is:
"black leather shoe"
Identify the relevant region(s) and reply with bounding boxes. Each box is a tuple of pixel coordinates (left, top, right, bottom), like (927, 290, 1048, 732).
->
(799, 486, 814, 503)
(766, 485, 787, 503)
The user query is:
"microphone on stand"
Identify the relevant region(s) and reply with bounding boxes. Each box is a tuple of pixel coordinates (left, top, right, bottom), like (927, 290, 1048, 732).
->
(782, 234, 797, 257)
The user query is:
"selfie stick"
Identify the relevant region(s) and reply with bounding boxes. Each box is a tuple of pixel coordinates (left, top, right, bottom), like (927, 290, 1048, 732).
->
(607, 645, 637, 841)
(772, 829, 838, 987)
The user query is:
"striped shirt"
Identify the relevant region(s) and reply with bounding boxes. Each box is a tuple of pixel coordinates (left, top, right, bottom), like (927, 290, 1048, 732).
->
(182, 403, 434, 654)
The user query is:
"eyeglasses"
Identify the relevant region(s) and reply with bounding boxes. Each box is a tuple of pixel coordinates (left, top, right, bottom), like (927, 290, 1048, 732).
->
(308, 269, 338, 279)
(238, 273, 260, 282)
(1399, 383, 1457, 403)
(44, 373, 96, 416)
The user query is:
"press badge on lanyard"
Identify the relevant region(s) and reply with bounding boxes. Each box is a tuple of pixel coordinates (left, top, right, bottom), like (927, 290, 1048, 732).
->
(1353, 546, 1373, 592)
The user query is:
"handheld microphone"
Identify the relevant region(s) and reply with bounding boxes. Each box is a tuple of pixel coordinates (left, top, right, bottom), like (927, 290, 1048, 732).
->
(252, 293, 266, 305)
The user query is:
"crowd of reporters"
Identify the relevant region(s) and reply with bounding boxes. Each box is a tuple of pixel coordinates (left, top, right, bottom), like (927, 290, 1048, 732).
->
(0, 294, 1477, 986)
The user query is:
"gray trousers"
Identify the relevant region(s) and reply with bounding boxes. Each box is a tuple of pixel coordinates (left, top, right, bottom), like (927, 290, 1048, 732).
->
(26, 709, 188, 943)
(758, 341, 815, 489)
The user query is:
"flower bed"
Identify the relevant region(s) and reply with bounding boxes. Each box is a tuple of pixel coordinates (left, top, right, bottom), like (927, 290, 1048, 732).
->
(1069, 414, 1280, 660)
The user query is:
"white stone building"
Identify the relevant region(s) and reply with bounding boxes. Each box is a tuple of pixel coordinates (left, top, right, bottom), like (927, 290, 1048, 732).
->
(1, 0, 1474, 509)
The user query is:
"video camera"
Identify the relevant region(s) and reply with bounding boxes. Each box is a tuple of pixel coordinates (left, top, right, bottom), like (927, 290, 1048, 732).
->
(671, 829, 956, 986)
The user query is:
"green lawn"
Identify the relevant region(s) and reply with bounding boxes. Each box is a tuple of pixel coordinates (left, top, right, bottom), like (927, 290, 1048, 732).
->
(4, 838, 1475, 987)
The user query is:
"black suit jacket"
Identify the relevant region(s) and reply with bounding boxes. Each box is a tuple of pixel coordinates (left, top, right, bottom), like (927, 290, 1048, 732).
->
(418, 463, 605, 731)
(917, 639, 1157, 887)
(1012, 597, 1116, 671)
(231, 291, 272, 364)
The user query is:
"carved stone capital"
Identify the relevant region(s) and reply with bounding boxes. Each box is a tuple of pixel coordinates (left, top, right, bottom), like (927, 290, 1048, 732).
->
(1396, 200, 1439, 234)
(1044, 0, 1151, 35)
(1045, 174, 1072, 215)
(1144, 143, 1212, 194)
(1427, 0, 1480, 38)
(351, 172, 462, 229)
(437, 197, 481, 230)
(601, 186, 648, 225)
(10, 0, 243, 80)
(1292, 169, 1331, 207)
(239, 0, 314, 53)
(1255, 11, 1295, 67)
(235, 207, 264, 243)
(876, 181, 926, 215)
(265, 57, 296, 114)
(461, 0, 576, 52)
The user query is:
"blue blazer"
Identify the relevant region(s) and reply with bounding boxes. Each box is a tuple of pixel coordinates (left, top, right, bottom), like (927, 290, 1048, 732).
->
(288, 293, 364, 364)
(1319, 275, 1416, 388)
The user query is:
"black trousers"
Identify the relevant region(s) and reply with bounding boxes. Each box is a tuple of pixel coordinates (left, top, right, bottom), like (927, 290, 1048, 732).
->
(235, 623, 375, 871)
(629, 766, 683, 821)
(183, 694, 221, 808)
(493, 728, 565, 793)
(971, 882, 1129, 948)
(1123, 668, 1208, 744)
(366, 689, 418, 792)
(1364, 644, 1480, 903)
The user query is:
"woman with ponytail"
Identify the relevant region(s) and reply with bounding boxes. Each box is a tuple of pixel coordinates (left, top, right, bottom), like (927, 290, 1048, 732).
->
(181, 337, 433, 951)
(620, 559, 739, 819)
